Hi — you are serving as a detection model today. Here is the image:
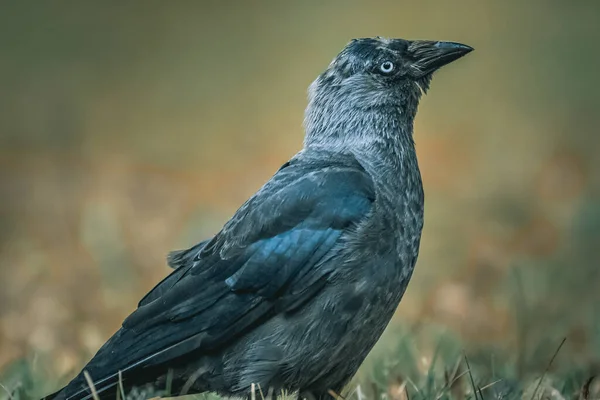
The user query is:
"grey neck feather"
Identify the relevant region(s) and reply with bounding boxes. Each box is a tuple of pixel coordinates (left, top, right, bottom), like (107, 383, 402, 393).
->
(302, 77, 422, 194)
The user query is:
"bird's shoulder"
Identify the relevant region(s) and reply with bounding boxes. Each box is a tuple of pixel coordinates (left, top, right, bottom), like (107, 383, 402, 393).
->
(209, 149, 375, 257)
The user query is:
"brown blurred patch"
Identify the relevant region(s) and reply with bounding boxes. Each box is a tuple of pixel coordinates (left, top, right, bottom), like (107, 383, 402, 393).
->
(387, 376, 409, 400)
(416, 132, 474, 193)
(535, 149, 587, 202)
(423, 280, 511, 342)
(465, 231, 511, 296)
(510, 216, 560, 258)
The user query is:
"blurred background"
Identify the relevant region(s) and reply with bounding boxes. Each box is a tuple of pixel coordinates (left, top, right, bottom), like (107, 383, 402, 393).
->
(1, 0, 600, 394)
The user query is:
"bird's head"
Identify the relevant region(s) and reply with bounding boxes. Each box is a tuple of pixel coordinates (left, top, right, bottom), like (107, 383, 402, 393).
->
(304, 37, 473, 144)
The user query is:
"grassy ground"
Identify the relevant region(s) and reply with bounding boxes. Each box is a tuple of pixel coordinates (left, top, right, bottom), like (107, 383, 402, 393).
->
(1, 318, 598, 400)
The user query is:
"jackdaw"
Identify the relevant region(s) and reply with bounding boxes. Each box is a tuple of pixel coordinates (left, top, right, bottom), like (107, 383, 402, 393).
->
(43, 37, 473, 400)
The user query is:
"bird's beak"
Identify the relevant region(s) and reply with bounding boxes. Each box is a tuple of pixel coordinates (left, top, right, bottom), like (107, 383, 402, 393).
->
(407, 40, 473, 79)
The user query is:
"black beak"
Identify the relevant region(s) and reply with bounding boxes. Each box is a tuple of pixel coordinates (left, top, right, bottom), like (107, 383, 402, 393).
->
(407, 40, 473, 78)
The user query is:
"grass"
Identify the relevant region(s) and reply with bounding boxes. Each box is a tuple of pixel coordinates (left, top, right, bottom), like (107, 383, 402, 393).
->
(1, 319, 598, 400)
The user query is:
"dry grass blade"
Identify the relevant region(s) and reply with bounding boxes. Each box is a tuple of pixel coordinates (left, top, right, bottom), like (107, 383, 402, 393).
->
(251, 383, 256, 400)
(405, 376, 420, 395)
(578, 375, 595, 400)
(180, 366, 207, 396)
(479, 379, 502, 391)
(449, 357, 462, 384)
(344, 384, 358, 400)
(0, 383, 14, 400)
(355, 384, 366, 400)
(257, 383, 265, 400)
(388, 380, 408, 400)
(165, 369, 173, 397)
(83, 370, 100, 400)
(437, 370, 469, 400)
(438, 357, 464, 396)
(327, 389, 345, 399)
(118, 370, 126, 400)
(477, 386, 484, 400)
(529, 337, 566, 400)
(463, 353, 479, 400)
(512, 267, 528, 380)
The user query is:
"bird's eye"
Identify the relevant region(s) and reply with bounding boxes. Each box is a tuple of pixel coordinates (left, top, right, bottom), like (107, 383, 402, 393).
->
(379, 61, 395, 74)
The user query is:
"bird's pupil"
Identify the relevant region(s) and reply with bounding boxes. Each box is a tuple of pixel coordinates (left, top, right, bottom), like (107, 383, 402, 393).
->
(381, 61, 393, 73)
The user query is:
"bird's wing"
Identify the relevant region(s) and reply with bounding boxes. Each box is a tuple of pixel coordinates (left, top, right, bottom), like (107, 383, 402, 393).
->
(67, 152, 375, 399)
(136, 239, 211, 308)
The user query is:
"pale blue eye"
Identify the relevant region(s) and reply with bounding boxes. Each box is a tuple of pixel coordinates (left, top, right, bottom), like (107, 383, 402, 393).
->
(380, 61, 394, 74)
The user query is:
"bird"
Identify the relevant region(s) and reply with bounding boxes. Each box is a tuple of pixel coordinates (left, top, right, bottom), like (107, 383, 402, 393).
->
(43, 37, 473, 400)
